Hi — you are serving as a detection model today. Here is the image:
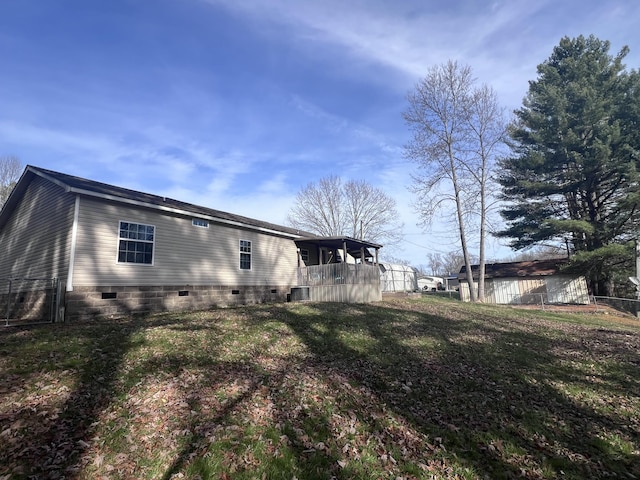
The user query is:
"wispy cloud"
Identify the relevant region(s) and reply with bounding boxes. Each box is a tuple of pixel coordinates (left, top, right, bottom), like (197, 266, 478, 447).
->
(201, 0, 638, 109)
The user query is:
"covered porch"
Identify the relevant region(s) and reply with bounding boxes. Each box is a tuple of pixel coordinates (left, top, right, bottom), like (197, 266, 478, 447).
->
(293, 236, 382, 303)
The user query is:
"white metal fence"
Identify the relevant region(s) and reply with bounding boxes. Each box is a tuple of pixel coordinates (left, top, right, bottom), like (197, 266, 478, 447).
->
(1, 278, 64, 326)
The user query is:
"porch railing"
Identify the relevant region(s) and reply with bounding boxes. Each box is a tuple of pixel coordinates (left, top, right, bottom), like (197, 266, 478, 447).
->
(297, 263, 380, 287)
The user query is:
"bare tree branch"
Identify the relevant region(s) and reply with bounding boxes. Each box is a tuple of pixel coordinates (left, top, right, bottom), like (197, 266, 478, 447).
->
(287, 175, 404, 247)
(404, 61, 506, 301)
(0, 156, 23, 209)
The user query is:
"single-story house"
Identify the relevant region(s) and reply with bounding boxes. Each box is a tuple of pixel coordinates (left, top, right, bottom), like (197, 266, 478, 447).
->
(0, 166, 382, 321)
(458, 259, 589, 304)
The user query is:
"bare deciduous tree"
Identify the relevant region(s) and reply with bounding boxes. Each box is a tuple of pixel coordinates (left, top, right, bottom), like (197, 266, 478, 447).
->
(287, 175, 403, 247)
(0, 156, 23, 209)
(421, 250, 476, 277)
(403, 61, 505, 302)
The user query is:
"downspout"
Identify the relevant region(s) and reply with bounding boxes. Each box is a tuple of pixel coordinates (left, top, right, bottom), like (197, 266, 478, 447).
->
(66, 195, 80, 292)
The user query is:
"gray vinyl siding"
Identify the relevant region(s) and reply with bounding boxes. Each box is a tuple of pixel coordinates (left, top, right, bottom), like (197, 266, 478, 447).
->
(0, 177, 74, 280)
(71, 196, 299, 287)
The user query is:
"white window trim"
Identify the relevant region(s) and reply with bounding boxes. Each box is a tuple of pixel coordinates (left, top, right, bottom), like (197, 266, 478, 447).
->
(116, 220, 156, 266)
(192, 218, 209, 228)
(239, 239, 252, 271)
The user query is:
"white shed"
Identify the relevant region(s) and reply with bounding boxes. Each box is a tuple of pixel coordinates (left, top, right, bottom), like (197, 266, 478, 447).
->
(458, 259, 589, 304)
(379, 263, 418, 292)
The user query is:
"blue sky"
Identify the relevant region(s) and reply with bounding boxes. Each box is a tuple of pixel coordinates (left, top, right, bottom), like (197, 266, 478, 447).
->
(1, 0, 638, 266)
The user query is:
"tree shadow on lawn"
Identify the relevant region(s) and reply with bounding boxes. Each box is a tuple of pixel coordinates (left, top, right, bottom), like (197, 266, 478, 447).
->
(270, 300, 640, 479)
(0, 311, 225, 479)
(1, 299, 638, 479)
(1, 308, 346, 480)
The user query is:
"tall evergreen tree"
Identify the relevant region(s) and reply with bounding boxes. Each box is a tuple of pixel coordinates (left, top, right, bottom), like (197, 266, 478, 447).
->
(497, 35, 640, 295)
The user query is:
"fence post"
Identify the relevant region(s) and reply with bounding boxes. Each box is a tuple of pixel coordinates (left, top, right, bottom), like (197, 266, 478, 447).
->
(49, 278, 57, 323)
(5, 279, 12, 326)
(57, 279, 66, 323)
(540, 293, 545, 311)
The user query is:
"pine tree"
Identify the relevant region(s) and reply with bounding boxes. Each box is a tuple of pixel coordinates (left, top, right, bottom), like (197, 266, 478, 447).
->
(497, 35, 640, 295)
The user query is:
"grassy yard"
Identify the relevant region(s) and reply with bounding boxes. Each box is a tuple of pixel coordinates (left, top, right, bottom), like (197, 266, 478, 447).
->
(1, 296, 639, 479)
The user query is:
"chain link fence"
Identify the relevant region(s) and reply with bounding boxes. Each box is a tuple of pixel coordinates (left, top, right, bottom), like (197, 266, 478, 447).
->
(492, 292, 639, 318)
(1, 278, 64, 326)
(591, 295, 640, 317)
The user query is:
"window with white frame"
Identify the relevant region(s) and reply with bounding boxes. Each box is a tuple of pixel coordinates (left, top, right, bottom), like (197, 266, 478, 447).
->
(118, 221, 155, 264)
(192, 218, 209, 228)
(239, 239, 252, 270)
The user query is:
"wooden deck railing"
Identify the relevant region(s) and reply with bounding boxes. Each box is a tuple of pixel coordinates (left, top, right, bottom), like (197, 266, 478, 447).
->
(297, 263, 380, 287)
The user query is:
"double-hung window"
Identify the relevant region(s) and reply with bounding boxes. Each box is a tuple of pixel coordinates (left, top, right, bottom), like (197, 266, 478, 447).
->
(118, 221, 155, 264)
(240, 239, 251, 270)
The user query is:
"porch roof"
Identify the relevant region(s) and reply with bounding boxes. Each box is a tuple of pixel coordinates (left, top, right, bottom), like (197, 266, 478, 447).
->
(295, 236, 382, 259)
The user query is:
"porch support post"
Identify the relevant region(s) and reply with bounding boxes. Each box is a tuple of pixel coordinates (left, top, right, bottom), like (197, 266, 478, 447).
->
(360, 247, 365, 264)
(375, 248, 379, 266)
(342, 240, 347, 262)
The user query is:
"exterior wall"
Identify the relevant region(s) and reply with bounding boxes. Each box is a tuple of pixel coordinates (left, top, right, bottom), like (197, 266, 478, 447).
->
(65, 284, 289, 321)
(296, 242, 320, 266)
(545, 275, 589, 304)
(309, 283, 381, 303)
(459, 281, 476, 302)
(459, 275, 589, 304)
(71, 196, 299, 288)
(297, 263, 382, 303)
(0, 278, 60, 323)
(380, 264, 418, 292)
(0, 176, 74, 280)
(491, 279, 521, 304)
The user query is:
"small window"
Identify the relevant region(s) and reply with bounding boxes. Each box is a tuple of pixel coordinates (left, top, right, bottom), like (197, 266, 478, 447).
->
(118, 221, 155, 264)
(102, 292, 117, 299)
(240, 240, 251, 270)
(300, 249, 309, 262)
(192, 219, 209, 228)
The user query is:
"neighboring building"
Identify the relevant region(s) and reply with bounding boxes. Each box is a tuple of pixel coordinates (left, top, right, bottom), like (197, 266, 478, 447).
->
(0, 166, 382, 321)
(379, 263, 418, 292)
(457, 259, 589, 304)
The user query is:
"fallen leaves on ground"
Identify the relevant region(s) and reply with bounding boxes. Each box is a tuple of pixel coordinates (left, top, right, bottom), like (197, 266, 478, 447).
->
(0, 297, 639, 479)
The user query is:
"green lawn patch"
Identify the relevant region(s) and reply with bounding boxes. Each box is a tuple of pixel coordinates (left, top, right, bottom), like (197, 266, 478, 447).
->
(1, 296, 638, 479)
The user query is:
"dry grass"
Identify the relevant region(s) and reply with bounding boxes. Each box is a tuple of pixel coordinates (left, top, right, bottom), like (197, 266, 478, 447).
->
(1, 296, 639, 479)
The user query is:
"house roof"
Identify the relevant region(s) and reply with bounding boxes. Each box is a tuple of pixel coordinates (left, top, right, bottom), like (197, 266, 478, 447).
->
(0, 165, 312, 238)
(458, 258, 569, 280)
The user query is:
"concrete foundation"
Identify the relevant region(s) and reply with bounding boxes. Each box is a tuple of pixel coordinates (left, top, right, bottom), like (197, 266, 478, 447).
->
(64, 285, 289, 321)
